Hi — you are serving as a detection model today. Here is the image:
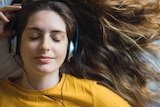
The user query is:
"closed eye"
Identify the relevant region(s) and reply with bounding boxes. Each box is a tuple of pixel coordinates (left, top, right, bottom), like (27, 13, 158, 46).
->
(52, 39, 60, 42)
(30, 36, 40, 40)
(51, 32, 66, 42)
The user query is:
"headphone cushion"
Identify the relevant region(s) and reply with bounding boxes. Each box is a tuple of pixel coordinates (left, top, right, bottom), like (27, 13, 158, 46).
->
(68, 41, 74, 57)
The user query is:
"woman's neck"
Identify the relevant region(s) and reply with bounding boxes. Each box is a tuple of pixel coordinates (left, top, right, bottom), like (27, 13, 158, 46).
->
(17, 71, 60, 90)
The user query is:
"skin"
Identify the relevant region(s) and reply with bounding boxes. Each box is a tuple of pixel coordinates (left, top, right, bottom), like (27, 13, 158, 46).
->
(19, 10, 68, 90)
(0, 4, 22, 22)
(0, 4, 21, 38)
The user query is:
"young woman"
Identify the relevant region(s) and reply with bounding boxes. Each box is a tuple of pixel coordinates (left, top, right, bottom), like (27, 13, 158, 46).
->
(0, 0, 160, 107)
(0, 0, 131, 107)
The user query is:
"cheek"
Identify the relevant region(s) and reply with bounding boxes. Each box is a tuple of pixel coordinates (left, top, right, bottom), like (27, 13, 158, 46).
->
(55, 43, 68, 58)
(21, 43, 30, 53)
(20, 42, 36, 58)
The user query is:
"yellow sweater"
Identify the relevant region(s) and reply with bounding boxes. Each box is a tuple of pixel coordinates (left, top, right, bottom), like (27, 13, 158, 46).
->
(0, 73, 131, 107)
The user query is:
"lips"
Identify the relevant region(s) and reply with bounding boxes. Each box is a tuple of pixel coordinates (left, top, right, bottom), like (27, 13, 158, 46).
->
(35, 56, 53, 63)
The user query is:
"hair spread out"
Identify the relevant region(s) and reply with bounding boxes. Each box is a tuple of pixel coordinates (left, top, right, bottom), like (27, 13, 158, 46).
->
(63, 0, 160, 107)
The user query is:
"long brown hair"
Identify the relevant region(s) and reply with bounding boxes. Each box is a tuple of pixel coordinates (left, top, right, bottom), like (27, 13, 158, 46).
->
(64, 0, 160, 107)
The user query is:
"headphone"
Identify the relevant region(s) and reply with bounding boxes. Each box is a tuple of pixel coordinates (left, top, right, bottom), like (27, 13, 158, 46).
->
(66, 26, 78, 59)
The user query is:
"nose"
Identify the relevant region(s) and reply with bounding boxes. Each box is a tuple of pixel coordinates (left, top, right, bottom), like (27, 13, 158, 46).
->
(38, 36, 50, 52)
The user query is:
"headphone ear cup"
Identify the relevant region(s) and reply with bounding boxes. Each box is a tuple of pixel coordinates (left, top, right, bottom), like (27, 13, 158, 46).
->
(67, 41, 74, 58)
(9, 36, 17, 55)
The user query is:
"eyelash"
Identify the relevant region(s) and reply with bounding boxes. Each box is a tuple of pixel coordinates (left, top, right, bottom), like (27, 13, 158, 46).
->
(30, 36, 60, 42)
(30, 36, 40, 40)
(53, 39, 60, 42)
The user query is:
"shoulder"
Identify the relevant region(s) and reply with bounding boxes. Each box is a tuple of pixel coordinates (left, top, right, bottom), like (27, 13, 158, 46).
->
(0, 78, 21, 92)
(0, 79, 15, 90)
(0, 79, 13, 94)
(0, 79, 9, 87)
(92, 82, 131, 107)
(64, 73, 96, 90)
(65, 73, 131, 107)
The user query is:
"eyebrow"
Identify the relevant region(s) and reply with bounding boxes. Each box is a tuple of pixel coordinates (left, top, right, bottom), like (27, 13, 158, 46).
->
(25, 27, 66, 33)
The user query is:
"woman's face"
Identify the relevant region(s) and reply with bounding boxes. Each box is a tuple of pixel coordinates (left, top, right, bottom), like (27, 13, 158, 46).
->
(20, 10, 68, 74)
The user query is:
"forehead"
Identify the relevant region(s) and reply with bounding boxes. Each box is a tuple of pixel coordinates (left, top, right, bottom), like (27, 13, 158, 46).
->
(25, 10, 66, 32)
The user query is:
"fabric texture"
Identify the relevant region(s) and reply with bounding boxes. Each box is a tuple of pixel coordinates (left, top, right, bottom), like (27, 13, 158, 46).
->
(0, 73, 131, 107)
(0, 0, 12, 8)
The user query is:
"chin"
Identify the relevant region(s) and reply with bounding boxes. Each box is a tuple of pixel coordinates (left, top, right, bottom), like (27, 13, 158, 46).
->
(35, 66, 58, 74)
